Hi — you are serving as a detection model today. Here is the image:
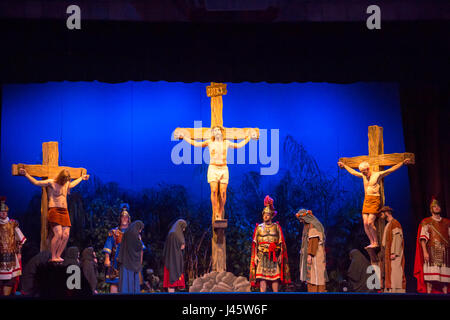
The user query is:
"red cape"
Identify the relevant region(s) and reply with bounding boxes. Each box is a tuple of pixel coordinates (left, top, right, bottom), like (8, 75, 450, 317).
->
(413, 223, 426, 293)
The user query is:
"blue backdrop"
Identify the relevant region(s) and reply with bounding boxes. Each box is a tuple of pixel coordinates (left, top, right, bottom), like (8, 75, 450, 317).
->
(0, 81, 410, 229)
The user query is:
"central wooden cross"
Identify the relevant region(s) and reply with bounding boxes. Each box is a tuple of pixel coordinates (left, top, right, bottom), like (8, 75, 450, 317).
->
(11, 141, 87, 251)
(174, 82, 260, 272)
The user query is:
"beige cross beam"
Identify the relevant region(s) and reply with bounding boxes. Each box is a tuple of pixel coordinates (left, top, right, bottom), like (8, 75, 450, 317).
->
(11, 141, 87, 251)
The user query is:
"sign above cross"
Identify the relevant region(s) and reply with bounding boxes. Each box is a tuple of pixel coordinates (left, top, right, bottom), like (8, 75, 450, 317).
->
(11, 141, 87, 251)
(174, 82, 260, 141)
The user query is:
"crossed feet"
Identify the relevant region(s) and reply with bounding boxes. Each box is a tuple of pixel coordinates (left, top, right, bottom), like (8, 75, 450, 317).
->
(364, 243, 379, 249)
(49, 257, 64, 263)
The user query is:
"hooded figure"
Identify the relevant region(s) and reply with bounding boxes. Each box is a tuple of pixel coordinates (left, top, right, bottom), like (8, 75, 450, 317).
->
(21, 250, 51, 296)
(118, 220, 144, 293)
(80, 247, 98, 293)
(347, 249, 373, 292)
(62, 246, 80, 267)
(163, 219, 187, 291)
(296, 209, 328, 292)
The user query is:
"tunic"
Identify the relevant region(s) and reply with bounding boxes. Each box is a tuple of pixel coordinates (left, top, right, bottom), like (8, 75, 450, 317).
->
(0, 218, 26, 280)
(382, 219, 406, 292)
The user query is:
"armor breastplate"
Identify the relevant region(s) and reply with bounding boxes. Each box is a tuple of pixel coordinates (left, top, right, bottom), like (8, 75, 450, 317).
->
(257, 223, 279, 244)
(0, 222, 16, 254)
(425, 219, 450, 267)
(112, 229, 124, 246)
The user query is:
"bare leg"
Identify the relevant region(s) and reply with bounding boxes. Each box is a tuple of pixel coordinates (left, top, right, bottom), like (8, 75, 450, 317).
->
(51, 225, 63, 261)
(259, 280, 267, 292)
(426, 282, 432, 293)
(210, 182, 219, 219)
(218, 183, 228, 220)
(362, 214, 372, 246)
(442, 284, 448, 294)
(272, 280, 279, 292)
(56, 227, 70, 260)
(367, 214, 378, 247)
(110, 284, 118, 293)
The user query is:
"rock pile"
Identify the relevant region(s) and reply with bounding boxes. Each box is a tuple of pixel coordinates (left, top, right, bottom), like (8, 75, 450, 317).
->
(189, 271, 251, 292)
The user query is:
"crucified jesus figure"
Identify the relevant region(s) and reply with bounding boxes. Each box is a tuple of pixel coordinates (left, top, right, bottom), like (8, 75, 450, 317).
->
(19, 168, 89, 262)
(176, 126, 257, 220)
(337, 158, 411, 249)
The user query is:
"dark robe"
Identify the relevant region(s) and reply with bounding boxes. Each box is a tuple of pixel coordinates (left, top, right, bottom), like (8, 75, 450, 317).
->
(80, 247, 98, 293)
(21, 250, 51, 296)
(347, 249, 373, 293)
(163, 219, 187, 284)
(118, 221, 144, 272)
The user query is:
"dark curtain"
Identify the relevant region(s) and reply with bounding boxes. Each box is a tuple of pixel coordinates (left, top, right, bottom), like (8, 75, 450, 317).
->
(400, 83, 450, 224)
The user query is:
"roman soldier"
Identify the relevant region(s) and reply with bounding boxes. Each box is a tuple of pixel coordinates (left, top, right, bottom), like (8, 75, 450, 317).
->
(0, 197, 26, 296)
(414, 197, 450, 293)
(249, 195, 290, 292)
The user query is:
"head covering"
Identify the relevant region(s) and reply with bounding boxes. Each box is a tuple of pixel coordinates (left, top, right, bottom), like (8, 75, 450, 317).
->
(163, 219, 187, 284)
(295, 208, 327, 283)
(347, 249, 372, 292)
(118, 220, 144, 272)
(62, 246, 80, 266)
(262, 195, 277, 218)
(0, 196, 9, 212)
(379, 206, 394, 214)
(430, 196, 440, 212)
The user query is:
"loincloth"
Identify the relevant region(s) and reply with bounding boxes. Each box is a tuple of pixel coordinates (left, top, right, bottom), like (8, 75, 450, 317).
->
(362, 195, 381, 215)
(48, 207, 71, 227)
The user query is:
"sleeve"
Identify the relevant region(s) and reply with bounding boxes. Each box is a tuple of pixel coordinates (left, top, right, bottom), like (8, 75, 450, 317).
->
(391, 228, 403, 257)
(307, 237, 319, 256)
(419, 223, 429, 242)
(14, 225, 26, 247)
(103, 231, 114, 254)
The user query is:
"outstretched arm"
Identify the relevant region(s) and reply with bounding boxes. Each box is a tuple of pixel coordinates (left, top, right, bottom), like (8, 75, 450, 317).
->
(69, 174, 89, 188)
(228, 129, 257, 149)
(175, 129, 209, 147)
(19, 169, 51, 187)
(379, 159, 410, 178)
(337, 162, 363, 178)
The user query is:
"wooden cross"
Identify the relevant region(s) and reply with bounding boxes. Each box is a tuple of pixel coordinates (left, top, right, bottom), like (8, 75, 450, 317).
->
(339, 125, 415, 205)
(11, 141, 87, 251)
(174, 82, 260, 272)
(339, 125, 415, 271)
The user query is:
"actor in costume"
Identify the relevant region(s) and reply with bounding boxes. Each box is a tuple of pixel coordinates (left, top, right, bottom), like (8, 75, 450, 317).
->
(347, 249, 373, 293)
(117, 220, 144, 294)
(249, 196, 290, 292)
(81, 247, 98, 294)
(19, 168, 89, 262)
(103, 204, 131, 293)
(414, 197, 450, 293)
(21, 250, 51, 296)
(62, 246, 80, 267)
(379, 206, 406, 293)
(0, 197, 26, 296)
(177, 126, 257, 220)
(338, 159, 411, 248)
(163, 219, 187, 292)
(296, 209, 328, 292)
